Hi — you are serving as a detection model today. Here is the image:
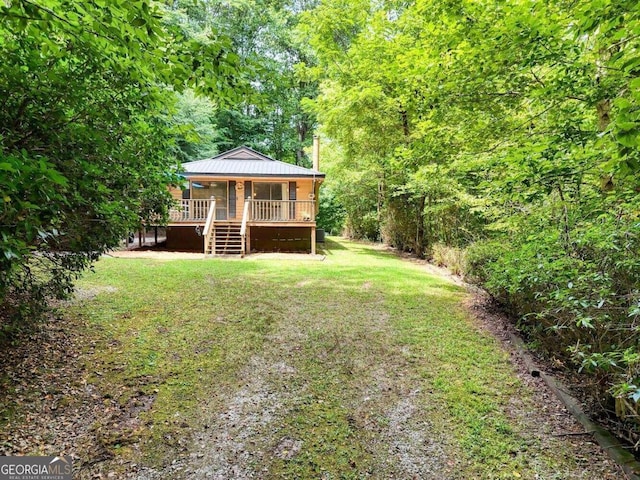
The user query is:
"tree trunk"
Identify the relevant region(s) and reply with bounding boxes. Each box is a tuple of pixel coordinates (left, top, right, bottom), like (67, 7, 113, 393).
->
(416, 195, 426, 257)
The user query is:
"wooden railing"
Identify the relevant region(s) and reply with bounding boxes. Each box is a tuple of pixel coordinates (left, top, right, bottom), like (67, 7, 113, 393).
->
(169, 198, 214, 222)
(203, 199, 217, 239)
(169, 198, 316, 224)
(203, 199, 217, 255)
(240, 200, 250, 257)
(249, 199, 315, 222)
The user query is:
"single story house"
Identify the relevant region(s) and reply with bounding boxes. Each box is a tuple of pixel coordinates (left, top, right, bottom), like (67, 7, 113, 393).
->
(165, 142, 325, 255)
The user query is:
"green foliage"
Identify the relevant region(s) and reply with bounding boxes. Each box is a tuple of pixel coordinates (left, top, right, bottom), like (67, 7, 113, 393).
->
(166, 0, 320, 164)
(170, 90, 220, 162)
(316, 188, 346, 235)
(468, 200, 640, 402)
(0, 0, 242, 330)
(338, 170, 381, 240)
(0, 151, 75, 336)
(301, 0, 640, 438)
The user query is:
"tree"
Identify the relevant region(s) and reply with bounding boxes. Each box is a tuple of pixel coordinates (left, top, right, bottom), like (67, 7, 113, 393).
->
(171, 90, 221, 162)
(167, 0, 320, 164)
(301, 0, 640, 440)
(0, 0, 242, 331)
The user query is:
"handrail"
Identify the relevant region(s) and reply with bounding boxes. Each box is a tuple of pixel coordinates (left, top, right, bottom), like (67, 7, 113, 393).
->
(240, 199, 251, 257)
(169, 198, 213, 222)
(250, 199, 315, 222)
(203, 198, 216, 239)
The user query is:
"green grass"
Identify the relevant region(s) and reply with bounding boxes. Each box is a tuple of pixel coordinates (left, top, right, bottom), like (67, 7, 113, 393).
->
(63, 238, 585, 478)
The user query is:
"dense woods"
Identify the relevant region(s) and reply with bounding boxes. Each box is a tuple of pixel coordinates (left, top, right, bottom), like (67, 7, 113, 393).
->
(302, 0, 640, 443)
(167, 0, 319, 164)
(0, 0, 216, 326)
(1, 0, 639, 451)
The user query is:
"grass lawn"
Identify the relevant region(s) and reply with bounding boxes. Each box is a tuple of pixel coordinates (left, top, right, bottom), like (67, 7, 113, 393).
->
(1, 238, 620, 479)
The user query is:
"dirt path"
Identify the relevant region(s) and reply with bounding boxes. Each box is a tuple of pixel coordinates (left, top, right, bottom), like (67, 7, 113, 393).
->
(0, 241, 628, 479)
(127, 251, 622, 479)
(134, 285, 457, 479)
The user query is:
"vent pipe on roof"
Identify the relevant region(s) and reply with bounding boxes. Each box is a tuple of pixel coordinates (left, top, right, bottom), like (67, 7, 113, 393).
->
(312, 135, 320, 172)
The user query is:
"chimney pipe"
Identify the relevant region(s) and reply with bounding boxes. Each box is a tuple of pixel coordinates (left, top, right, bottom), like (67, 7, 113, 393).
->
(312, 135, 320, 172)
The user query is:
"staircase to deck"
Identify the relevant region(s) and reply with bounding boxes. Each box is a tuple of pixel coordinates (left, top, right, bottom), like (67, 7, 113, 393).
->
(204, 198, 244, 255)
(202, 199, 245, 256)
(208, 224, 242, 255)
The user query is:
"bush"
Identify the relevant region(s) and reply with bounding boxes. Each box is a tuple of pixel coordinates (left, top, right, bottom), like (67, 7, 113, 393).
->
(464, 240, 506, 285)
(430, 243, 467, 276)
(345, 212, 380, 241)
(317, 190, 346, 235)
(0, 0, 240, 334)
(467, 210, 640, 430)
(381, 200, 424, 254)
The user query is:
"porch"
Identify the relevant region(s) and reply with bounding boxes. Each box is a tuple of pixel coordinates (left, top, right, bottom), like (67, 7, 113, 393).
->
(169, 198, 316, 224)
(167, 198, 318, 255)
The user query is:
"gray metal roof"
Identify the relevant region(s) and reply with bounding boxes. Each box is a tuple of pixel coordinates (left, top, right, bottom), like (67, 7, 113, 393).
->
(181, 146, 325, 178)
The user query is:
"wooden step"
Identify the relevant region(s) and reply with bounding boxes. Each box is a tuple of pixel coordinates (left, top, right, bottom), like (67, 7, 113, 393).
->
(211, 223, 244, 255)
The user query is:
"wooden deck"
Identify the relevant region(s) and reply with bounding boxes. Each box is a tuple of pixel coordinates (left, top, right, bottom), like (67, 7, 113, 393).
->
(168, 198, 318, 256)
(168, 199, 316, 226)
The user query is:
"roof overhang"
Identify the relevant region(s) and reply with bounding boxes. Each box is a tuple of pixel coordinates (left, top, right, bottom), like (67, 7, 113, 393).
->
(180, 146, 325, 178)
(182, 172, 326, 179)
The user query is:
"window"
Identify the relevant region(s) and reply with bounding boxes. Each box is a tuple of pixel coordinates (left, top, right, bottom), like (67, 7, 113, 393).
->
(253, 182, 285, 200)
(191, 181, 228, 219)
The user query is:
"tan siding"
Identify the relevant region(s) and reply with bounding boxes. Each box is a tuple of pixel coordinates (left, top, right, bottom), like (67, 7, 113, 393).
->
(169, 187, 182, 201)
(295, 180, 315, 201)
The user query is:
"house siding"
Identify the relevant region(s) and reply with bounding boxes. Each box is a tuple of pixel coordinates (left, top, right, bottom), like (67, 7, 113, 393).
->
(169, 186, 183, 201)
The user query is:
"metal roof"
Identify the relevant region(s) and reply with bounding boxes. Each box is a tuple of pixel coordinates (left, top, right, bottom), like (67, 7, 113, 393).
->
(181, 146, 325, 178)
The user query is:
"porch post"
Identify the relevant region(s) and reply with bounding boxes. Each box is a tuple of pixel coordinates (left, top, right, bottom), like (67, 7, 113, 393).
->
(246, 226, 251, 253)
(311, 226, 316, 255)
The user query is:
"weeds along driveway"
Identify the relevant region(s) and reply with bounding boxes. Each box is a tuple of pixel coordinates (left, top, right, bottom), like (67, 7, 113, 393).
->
(0, 238, 623, 479)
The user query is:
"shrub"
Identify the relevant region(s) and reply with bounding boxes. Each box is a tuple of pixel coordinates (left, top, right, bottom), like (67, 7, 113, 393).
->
(317, 190, 346, 235)
(430, 243, 467, 276)
(463, 240, 507, 285)
(469, 209, 640, 431)
(344, 211, 380, 241)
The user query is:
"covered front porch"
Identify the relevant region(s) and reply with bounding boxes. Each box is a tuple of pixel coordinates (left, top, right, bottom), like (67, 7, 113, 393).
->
(168, 198, 317, 225)
(166, 198, 318, 255)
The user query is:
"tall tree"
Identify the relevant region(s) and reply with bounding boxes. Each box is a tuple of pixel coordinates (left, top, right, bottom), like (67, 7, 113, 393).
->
(0, 0, 242, 328)
(167, 0, 319, 164)
(301, 0, 640, 438)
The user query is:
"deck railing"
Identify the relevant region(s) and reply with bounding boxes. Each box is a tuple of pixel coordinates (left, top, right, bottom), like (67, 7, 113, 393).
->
(169, 198, 316, 223)
(203, 199, 217, 255)
(240, 200, 250, 257)
(249, 199, 315, 222)
(203, 199, 217, 239)
(169, 198, 214, 222)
